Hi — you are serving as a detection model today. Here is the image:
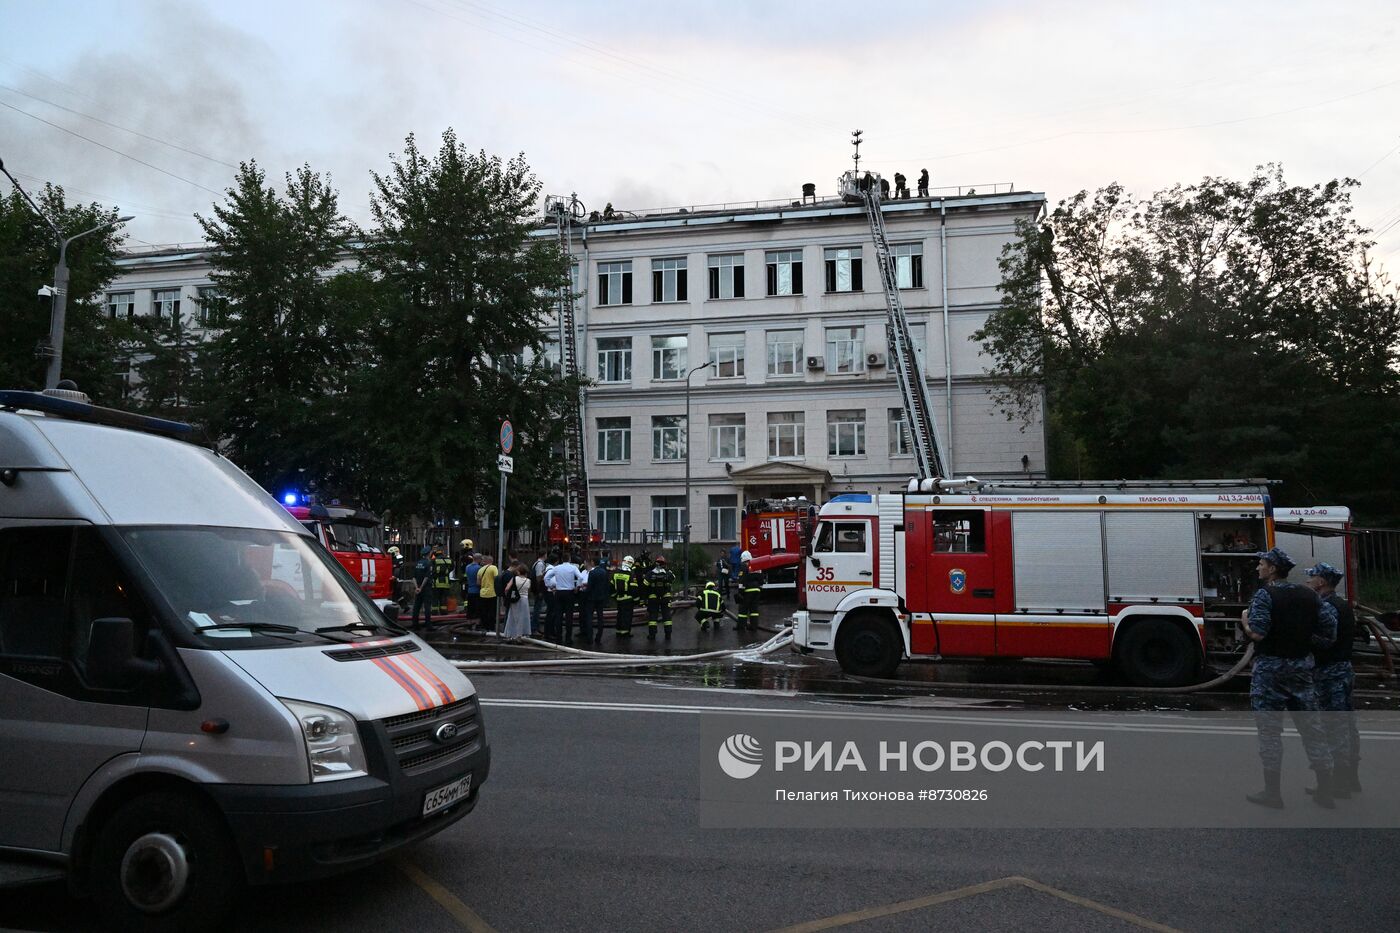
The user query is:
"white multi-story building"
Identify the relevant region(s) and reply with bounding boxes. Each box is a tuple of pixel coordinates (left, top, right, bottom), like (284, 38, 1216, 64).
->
(105, 181, 1047, 545)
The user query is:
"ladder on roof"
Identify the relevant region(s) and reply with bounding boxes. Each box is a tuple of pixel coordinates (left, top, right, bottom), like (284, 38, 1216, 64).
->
(548, 195, 591, 550)
(843, 171, 948, 479)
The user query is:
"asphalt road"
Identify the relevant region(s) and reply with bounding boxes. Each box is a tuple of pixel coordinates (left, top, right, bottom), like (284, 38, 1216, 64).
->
(4, 670, 1397, 933)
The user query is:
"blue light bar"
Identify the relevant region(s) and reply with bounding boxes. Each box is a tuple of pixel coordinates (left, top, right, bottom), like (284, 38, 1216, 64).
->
(0, 390, 195, 439)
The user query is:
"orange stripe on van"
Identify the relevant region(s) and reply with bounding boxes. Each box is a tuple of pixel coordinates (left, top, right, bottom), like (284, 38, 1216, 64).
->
(401, 655, 455, 706)
(372, 657, 430, 710)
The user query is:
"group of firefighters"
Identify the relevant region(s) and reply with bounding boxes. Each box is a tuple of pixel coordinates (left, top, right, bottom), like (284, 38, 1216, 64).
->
(389, 541, 767, 641)
(590, 548, 765, 641)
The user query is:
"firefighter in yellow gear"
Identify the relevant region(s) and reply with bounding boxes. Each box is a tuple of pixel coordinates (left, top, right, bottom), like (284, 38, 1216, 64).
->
(612, 557, 637, 638)
(736, 551, 762, 632)
(432, 548, 453, 611)
(646, 556, 675, 641)
(696, 579, 724, 631)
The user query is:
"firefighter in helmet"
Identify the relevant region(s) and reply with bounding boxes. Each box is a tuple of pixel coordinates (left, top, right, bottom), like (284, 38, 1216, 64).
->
(432, 547, 453, 611)
(645, 555, 675, 641)
(696, 578, 724, 632)
(612, 556, 637, 638)
(736, 550, 763, 632)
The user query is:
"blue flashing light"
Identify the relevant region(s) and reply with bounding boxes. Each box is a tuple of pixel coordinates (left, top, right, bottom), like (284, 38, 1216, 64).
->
(283, 492, 299, 505)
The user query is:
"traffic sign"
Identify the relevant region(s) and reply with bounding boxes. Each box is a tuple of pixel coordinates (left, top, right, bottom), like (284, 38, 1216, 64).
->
(500, 419, 514, 454)
(497, 454, 514, 474)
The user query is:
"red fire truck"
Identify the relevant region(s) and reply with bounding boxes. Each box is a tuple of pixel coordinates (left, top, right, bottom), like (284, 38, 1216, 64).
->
(285, 503, 393, 601)
(741, 498, 817, 589)
(790, 477, 1339, 686)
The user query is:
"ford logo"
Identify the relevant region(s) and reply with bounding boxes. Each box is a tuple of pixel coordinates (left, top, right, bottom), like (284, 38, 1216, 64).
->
(434, 722, 459, 743)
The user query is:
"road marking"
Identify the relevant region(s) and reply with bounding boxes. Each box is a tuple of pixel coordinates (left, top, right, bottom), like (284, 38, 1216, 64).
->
(766, 874, 1182, 933)
(481, 698, 1400, 739)
(396, 858, 498, 933)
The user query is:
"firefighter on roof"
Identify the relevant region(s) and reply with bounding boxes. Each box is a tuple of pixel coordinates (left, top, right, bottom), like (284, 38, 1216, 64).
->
(696, 579, 724, 632)
(645, 555, 675, 641)
(736, 551, 762, 632)
(1240, 547, 1338, 809)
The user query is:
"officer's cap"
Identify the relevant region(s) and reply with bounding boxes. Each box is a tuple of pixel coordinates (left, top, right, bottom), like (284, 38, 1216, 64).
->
(1304, 561, 1344, 584)
(1255, 547, 1295, 572)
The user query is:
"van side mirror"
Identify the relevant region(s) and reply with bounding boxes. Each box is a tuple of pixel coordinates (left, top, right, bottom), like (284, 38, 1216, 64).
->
(381, 602, 401, 624)
(87, 618, 162, 689)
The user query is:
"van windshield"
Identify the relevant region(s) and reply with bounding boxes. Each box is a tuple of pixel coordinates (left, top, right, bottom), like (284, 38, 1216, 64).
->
(119, 527, 386, 638)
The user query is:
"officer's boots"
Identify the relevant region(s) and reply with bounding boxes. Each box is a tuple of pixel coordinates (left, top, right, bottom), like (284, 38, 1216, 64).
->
(1305, 768, 1338, 807)
(1246, 769, 1284, 809)
(664, 626, 672, 641)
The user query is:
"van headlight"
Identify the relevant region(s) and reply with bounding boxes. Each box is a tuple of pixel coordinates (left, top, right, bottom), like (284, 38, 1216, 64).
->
(280, 699, 368, 782)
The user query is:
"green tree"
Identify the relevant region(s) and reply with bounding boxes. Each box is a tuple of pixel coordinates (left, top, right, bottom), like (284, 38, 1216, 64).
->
(976, 165, 1400, 520)
(347, 130, 576, 525)
(196, 161, 360, 493)
(130, 309, 212, 421)
(0, 185, 132, 401)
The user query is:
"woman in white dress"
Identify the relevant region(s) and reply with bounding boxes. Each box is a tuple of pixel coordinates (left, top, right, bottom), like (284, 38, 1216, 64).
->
(502, 561, 533, 641)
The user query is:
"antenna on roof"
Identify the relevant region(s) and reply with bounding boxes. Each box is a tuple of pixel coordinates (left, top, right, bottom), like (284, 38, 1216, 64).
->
(850, 129, 863, 176)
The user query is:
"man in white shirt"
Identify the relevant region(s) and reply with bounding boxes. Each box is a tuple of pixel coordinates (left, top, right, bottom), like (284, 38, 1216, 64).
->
(551, 552, 588, 645)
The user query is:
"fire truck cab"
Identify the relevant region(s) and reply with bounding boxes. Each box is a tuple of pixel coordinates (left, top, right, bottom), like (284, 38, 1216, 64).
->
(794, 478, 1286, 686)
(285, 504, 392, 602)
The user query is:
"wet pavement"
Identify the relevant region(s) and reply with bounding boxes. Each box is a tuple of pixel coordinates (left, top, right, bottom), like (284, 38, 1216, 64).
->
(421, 594, 1400, 713)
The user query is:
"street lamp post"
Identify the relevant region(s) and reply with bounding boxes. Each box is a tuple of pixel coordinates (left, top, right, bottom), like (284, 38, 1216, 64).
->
(1, 158, 132, 389)
(682, 360, 709, 593)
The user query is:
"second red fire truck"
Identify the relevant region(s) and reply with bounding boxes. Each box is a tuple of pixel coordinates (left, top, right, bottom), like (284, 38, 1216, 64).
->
(285, 503, 394, 601)
(791, 477, 1349, 686)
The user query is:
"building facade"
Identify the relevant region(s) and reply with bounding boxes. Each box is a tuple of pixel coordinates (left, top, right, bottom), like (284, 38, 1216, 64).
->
(105, 183, 1047, 545)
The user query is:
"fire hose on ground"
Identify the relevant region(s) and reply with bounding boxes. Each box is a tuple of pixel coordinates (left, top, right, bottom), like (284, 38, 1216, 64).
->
(449, 626, 794, 672)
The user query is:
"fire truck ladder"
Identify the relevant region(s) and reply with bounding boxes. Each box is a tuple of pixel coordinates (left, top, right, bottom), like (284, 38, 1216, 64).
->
(548, 195, 591, 549)
(846, 172, 948, 479)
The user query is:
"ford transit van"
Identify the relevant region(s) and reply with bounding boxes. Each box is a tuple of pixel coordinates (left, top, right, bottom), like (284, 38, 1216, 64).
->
(0, 389, 489, 931)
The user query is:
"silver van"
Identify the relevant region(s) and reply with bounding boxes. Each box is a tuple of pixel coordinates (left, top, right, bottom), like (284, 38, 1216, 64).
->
(0, 390, 489, 931)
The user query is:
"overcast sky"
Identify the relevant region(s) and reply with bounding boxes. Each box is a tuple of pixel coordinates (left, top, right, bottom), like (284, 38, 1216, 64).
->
(2, 0, 1398, 266)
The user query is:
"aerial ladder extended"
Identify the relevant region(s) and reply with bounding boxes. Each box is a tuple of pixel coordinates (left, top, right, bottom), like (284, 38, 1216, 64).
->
(839, 169, 949, 478)
(545, 194, 592, 550)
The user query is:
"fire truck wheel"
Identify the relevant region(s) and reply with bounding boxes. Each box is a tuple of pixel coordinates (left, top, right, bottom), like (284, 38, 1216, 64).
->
(835, 612, 902, 679)
(1115, 618, 1200, 687)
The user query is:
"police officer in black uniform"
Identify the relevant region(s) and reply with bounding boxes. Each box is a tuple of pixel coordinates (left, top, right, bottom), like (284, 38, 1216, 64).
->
(411, 546, 435, 630)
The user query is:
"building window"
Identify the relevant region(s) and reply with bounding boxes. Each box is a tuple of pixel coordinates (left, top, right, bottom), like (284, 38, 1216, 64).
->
(824, 246, 863, 293)
(709, 413, 746, 461)
(707, 253, 744, 300)
(597, 417, 631, 462)
(541, 336, 561, 372)
(652, 414, 685, 461)
(827, 409, 866, 457)
(708, 332, 745, 378)
(765, 249, 803, 296)
(652, 257, 687, 303)
(651, 335, 687, 380)
(597, 336, 632, 383)
(598, 261, 633, 306)
(595, 496, 631, 540)
(152, 289, 181, 320)
(709, 494, 739, 541)
(766, 329, 804, 377)
(106, 292, 134, 320)
(891, 242, 924, 289)
(889, 408, 913, 457)
(195, 286, 228, 326)
(118, 357, 134, 399)
(825, 326, 865, 374)
(767, 411, 805, 459)
(651, 495, 686, 540)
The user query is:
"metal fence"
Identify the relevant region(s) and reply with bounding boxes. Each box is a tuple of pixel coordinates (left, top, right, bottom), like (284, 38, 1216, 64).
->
(1355, 527, 1400, 609)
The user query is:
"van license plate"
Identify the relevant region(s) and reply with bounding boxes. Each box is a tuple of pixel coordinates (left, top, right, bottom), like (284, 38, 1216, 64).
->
(422, 774, 472, 817)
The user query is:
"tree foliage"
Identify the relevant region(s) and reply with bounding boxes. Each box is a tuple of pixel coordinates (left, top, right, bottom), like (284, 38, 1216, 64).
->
(0, 186, 132, 401)
(195, 161, 361, 493)
(976, 165, 1400, 520)
(344, 130, 576, 524)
